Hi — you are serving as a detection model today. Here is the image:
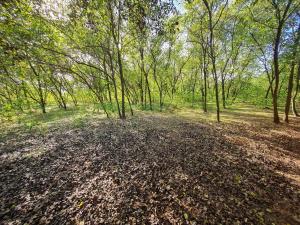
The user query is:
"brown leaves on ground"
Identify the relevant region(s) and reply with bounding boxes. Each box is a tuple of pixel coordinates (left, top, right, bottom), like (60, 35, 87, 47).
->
(0, 115, 299, 224)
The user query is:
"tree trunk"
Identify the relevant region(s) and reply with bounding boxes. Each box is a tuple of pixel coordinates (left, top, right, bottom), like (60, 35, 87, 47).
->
(57, 88, 67, 110)
(292, 63, 300, 116)
(41, 102, 46, 114)
(221, 75, 226, 109)
(106, 77, 112, 105)
(116, 49, 126, 119)
(284, 23, 300, 122)
(284, 63, 295, 122)
(139, 48, 144, 106)
(159, 86, 163, 111)
(140, 73, 144, 105)
(272, 26, 282, 124)
(145, 74, 152, 110)
(205, 1, 220, 122)
(125, 83, 134, 116)
(271, 0, 292, 123)
(109, 1, 125, 119)
(214, 72, 220, 122)
(95, 92, 109, 118)
(201, 51, 208, 113)
(107, 48, 121, 118)
(203, 68, 207, 113)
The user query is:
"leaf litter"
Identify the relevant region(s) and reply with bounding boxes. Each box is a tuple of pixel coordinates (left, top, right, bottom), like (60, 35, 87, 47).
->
(0, 114, 299, 224)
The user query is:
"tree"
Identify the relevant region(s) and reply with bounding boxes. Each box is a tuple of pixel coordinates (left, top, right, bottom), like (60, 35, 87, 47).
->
(284, 18, 300, 122)
(248, 0, 296, 123)
(202, 0, 228, 122)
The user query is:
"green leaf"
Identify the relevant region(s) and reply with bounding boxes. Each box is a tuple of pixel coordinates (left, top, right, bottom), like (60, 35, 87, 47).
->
(184, 212, 189, 220)
(78, 201, 84, 208)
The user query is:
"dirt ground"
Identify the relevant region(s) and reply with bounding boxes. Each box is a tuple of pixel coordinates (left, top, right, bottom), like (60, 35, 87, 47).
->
(0, 111, 299, 225)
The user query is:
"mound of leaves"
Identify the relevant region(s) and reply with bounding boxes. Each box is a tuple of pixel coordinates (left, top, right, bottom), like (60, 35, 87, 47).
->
(0, 115, 299, 224)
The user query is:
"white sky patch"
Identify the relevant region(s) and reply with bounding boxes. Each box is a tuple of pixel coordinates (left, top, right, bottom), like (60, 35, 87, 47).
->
(38, 0, 71, 20)
(174, 0, 185, 14)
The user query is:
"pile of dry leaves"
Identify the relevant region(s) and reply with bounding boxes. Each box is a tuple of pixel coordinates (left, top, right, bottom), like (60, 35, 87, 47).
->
(0, 114, 299, 224)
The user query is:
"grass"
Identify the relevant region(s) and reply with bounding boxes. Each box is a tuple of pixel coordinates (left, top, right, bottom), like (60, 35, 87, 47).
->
(0, 105, 107, 140)
(0, 102, 295, 139)
(173, 102, 289, 125)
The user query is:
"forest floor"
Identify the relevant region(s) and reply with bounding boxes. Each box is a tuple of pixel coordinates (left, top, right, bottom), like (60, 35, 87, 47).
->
(0, 105, 300, 225)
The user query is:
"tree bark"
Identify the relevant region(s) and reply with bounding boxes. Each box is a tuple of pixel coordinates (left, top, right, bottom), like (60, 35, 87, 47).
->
(221, 75, 226, 109)
(292, 63, 300, 116)
(284, 23, 300, 122)
(109, 1, 125, 119)
(271, 0, 292, 123)
(203, 0, 221, 122)
(272, 26, 282, 123)
(284, 63, 295, 122)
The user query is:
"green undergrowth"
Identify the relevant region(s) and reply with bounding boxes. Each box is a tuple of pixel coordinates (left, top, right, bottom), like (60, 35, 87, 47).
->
(0, 102, 289, 141)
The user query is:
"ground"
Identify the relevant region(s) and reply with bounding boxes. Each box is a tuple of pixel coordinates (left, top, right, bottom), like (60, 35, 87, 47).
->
(0, 105, 299, 225)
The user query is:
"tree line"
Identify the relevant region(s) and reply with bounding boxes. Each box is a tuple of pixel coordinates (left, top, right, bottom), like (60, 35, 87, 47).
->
(0, 0, 299, 123)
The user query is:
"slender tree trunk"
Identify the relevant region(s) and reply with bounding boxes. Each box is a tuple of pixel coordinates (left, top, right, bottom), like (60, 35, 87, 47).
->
(284, 24, 300, 122)
(145, 74, 152, 110)
(109, 1, 125, 119)
(192, 80, 196, 107)
(61, 97, 67, 110)
(57, 88, 67, 110)
(116, 49, 126, 119)
(292, 63, 300, 116)
(144, 86, 147, 107)
(284, 63, 295, 122)
(107, 48, 121, 118)
(92, 90, 109, 118)
(140, 47, 152, 109)
(159, 86, 163, 111)
(272, 26, 282, 123)
(226, 79, 233, 99)
(64, 81, 77, 107)
(206, 3, 220, 122)
(125, 83, 134, 116)
(152, 62, 163, 111)
(213, 67, 220, 122)
(106, 78, 112, 105)
(127, 94, 134, 116)
(202, 72, 208, 113)
(202, 54, 207, 113)
(112, 71, 121, 118)
(41, 101, 46, 114)
(139, 48, 144, 106)
(265, 84, 271, 99)
(203, 61, 208, 113)
(221, 75, 226, 109)
(38, 82, 47, 114)
(22, 83, 31, 110)
(140, 73, 144, 105)
(103, 54, 112, 106)
(271, 0, 292, 123)
(51, 82, 67, 110)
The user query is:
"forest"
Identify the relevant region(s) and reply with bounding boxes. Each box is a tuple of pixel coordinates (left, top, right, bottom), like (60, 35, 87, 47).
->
(0, 0, 300, 224)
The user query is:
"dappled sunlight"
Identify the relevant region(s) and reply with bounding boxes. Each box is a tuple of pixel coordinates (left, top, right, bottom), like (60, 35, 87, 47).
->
(0, 148, 48, 162)
(1, 114, 299, 224)
(276, 171, 300, 187)
(1, 0, 300, 223)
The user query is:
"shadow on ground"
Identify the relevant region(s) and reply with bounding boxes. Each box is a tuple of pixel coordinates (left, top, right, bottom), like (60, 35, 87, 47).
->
(0, 115, 299, 224)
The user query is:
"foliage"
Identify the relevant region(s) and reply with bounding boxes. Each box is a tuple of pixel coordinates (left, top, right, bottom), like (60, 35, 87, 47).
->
(0, 0, 300, 123)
